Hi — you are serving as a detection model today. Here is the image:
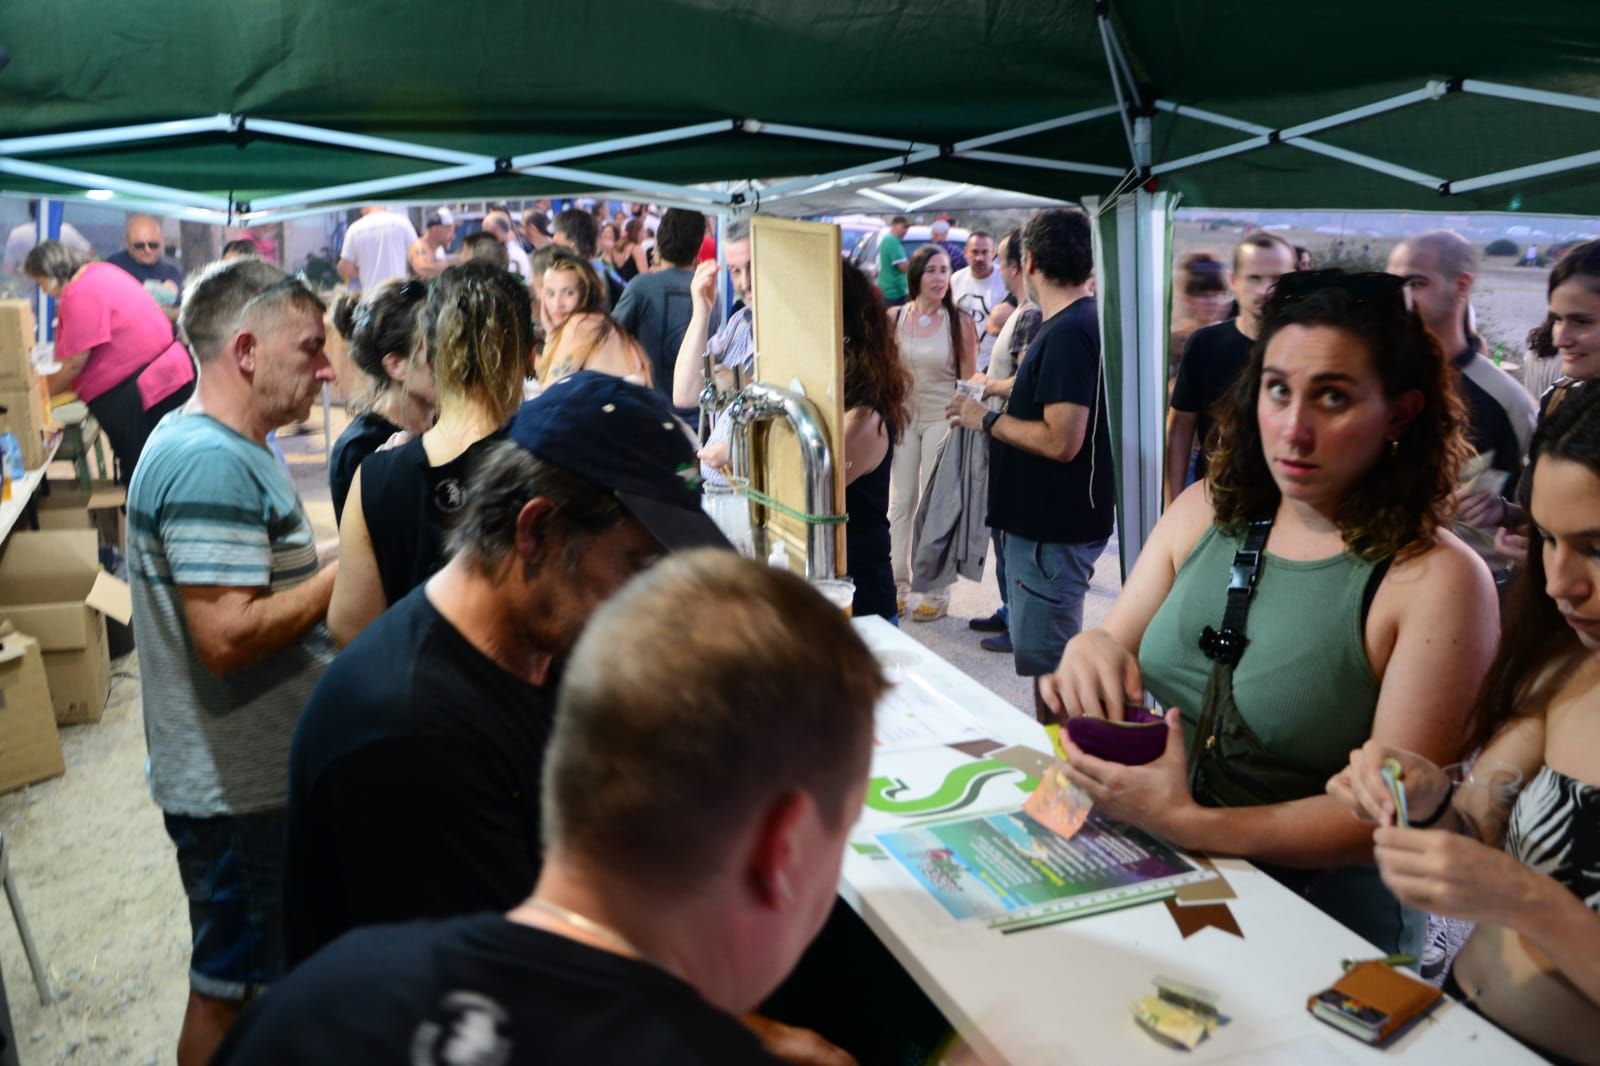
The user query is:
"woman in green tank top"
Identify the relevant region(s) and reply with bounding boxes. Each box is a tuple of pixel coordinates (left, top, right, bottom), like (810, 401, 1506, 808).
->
(1042, 271, 1501, 955)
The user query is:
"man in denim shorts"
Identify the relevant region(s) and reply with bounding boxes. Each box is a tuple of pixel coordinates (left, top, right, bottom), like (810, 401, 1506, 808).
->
(127, 259, 338, 1065)
(947, 208, 1114, 718)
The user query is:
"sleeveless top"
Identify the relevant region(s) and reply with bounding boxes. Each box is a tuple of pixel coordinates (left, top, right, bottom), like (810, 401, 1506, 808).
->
(329, 412, 400, 524)
(1506, 764, 1600, 912)
(845, 424, 895, 620)
(359, 431, 507, 606)
(895, 307, 958, 425)
(1140, 524, 1382, 781)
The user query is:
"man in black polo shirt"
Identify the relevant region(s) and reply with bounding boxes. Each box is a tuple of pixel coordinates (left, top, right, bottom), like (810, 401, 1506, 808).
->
(281, 372, 729, 969)
(1165, 231, 1297, 504)
(1387, 230, 1536, 576)
(220, 551, 883, 1065)
(948, 208, 1114, 717)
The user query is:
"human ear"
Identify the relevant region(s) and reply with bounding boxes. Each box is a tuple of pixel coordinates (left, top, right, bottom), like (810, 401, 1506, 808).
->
(747, 790, 809, 909)
(1386, 388, 1425, 440)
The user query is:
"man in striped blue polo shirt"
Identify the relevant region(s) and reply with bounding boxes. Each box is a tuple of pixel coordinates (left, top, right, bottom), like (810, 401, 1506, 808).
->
(127, 258, 339, 1066)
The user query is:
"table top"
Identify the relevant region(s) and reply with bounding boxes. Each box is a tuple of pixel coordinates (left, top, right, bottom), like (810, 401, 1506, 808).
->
(843, 617, 1539, 1066)
(0, 436, 60, 547)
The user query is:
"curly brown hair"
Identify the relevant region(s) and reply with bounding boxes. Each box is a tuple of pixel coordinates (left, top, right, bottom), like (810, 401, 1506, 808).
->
(841, 261, 911, 443)
(1207, 272, 1471, 562)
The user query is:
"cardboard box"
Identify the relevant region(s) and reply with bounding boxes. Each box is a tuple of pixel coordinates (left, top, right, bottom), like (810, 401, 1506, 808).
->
(0, 375, 49, 470)
(0, 530, 131, 725)
(0, 623, 65, 794)
(35, 480, 126, 552)
(0, 301, 34, 388)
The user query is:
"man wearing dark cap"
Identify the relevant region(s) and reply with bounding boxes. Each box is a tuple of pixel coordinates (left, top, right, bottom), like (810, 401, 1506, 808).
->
(406, 208, 456, 279)
(282, 372, 729, 968)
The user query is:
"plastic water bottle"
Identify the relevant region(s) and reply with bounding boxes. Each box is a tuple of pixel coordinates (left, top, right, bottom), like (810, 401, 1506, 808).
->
(0, 433, 22, 479)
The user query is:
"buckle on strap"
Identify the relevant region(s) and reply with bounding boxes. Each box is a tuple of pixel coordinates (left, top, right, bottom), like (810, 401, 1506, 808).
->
(1228, 550, 1261, 592)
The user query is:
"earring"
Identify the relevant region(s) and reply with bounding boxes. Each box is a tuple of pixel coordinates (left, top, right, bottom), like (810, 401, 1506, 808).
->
(1387, 438, 1400, 458)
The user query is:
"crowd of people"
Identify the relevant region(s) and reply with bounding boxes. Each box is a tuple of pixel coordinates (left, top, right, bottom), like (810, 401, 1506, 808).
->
(9, 191, 1600, 1064)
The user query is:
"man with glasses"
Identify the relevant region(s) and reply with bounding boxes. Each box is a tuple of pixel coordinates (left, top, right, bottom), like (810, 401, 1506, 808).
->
(106, 213, 186, 322)
(127, 259, 340, 1066)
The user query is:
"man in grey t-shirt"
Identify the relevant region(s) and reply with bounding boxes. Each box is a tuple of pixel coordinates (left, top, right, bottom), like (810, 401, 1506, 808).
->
(127, 259, 338, 1066)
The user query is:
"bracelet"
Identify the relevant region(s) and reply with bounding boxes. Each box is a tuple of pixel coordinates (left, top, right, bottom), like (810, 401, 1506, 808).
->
(1411, 782, 1456, 828)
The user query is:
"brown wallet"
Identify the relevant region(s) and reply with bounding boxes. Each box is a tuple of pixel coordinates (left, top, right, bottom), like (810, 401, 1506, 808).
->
(1307, 961, 1442, 1045)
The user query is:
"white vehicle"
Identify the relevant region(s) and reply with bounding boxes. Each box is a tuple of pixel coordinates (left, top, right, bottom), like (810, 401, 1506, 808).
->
(850, 224, 972, 282)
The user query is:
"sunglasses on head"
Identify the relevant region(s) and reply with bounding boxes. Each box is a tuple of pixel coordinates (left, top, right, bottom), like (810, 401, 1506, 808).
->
(1270, 270, 1406, 309)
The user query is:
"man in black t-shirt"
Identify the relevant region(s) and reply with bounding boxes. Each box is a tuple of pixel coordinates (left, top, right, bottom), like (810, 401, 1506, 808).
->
(282, 373, 731, 970)
(104, 213, 186, 323)
(948, 209, 1114, 715)
(218, 552, 884, 1066)
(1165, 232, 1296, 504)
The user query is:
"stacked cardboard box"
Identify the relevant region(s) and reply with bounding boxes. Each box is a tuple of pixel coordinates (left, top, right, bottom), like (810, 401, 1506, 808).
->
(0, 301, 50, 469)
(0, 530, 131, 725)
(0, 622, 65, 793)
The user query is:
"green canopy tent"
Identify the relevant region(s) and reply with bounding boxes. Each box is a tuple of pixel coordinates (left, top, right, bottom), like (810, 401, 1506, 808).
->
(5, 0, 1598, 562)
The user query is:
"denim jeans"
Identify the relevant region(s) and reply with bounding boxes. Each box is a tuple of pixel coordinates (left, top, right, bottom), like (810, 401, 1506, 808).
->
(1003, 533, 1107, 676)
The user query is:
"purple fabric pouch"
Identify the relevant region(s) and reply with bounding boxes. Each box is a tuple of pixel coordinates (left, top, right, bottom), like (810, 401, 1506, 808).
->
(1065, 704, 1168, 765)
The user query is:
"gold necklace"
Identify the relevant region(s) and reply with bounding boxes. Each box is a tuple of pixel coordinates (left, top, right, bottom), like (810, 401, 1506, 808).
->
(523, 899, 663, 972)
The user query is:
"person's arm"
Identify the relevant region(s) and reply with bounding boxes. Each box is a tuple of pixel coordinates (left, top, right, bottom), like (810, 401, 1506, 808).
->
(893, 259, 908, 275)
(631, 243, 649, 278)
(1066, 536, 1499, 869)
(956, 314, 977, 380)
(47, 351, 91, 393)
(178, 566, 336, 676)
(1164, 409, 1199, 507)
(672, 260, 718, 409)
(327, 467, 388, 646)
(949, 394, 1088, 463)
(842, 407, 888, 486)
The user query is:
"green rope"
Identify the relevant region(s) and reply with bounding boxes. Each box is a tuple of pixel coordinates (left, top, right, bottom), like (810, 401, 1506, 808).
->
(728, 476, 848, 527)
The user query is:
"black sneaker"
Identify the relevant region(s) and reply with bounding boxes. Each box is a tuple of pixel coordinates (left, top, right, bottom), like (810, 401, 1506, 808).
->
(968, 612, 1007, 633)
(980, 632, 1013, 653)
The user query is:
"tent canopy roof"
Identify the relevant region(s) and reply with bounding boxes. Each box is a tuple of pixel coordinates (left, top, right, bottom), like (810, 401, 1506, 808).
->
(3, 1, 1598, 219)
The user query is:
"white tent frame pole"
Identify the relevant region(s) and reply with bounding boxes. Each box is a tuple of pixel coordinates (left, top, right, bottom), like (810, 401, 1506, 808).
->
(517, 164, 732, 206)
(857, 187, 912, 212)
(0, 115, 233, 155)
(0, 157, 233, 211)
(1096, 14, 1139, 166)
(952, 106, 1122, 152)
(0, 187, 227, 223)
(746, 122, 938, 154)
(757, 171, 901, 206)
(1461, 80, 1600, 115)
(759, 149, 942, 199)
(956, 149, 1125, 178)
(510, 120, 737, 167)
(905, 183, 973, 212)
(1151, 100, 1443, 188)
(240, 118, 490, 166)
(1451, 147, 1600, 195)
(248, 162, 496, 211)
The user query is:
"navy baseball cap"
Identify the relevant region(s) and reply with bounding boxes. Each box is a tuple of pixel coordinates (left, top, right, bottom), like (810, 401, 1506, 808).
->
(509, 372, 731, 551)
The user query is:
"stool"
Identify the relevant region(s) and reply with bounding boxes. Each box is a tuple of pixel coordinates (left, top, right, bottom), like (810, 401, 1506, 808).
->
(53, 411, 109, 491)
(0, 835, 52, 1005)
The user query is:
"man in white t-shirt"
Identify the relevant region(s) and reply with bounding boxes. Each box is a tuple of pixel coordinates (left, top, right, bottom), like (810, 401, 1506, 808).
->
(337, 207, 418, 291)
(3, 202, 93, 277)
(950, 231, 1008, 370)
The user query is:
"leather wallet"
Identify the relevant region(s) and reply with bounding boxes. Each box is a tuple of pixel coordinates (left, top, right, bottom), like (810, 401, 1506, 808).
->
(1307, 961, 1442, 1045)
(1064, 704, 1167, 765)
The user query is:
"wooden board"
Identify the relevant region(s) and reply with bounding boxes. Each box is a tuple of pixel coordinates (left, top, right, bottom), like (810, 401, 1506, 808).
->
(749, 216, 845, 576)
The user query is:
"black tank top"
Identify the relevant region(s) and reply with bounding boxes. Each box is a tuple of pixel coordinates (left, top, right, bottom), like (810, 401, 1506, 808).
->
(359, 431, 507, 605)
(845, 422, 896, 620)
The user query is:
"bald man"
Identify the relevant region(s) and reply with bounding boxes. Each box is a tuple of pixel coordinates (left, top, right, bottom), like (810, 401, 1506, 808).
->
(106, 213, 186, 322)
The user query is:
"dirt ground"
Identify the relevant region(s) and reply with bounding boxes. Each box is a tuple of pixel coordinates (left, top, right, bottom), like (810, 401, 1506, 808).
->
(0, 402, 1114, 1065)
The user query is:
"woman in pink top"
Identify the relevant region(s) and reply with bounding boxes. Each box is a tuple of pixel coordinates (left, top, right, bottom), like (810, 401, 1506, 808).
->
(26, 239, 195, 481)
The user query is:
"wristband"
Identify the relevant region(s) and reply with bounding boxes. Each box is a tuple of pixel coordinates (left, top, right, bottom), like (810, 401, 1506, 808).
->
(1412, 782, 1455, 828)
(981, 410, 1001, 435)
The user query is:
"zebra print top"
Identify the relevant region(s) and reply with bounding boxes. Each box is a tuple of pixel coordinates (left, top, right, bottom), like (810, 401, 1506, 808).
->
(1506, 764, 1600, 912)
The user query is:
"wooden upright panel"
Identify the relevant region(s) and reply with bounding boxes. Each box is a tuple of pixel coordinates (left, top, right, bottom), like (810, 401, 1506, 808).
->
(749, 216, 845, 575)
